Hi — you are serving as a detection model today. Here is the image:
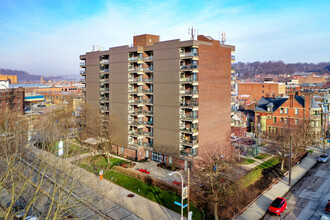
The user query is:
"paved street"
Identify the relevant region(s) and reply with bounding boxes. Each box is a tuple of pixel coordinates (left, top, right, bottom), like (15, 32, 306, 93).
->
(262, 149, 330, 220)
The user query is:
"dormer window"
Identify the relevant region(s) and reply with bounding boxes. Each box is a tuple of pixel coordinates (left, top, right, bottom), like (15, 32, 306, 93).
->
(267, 106, 271, 111)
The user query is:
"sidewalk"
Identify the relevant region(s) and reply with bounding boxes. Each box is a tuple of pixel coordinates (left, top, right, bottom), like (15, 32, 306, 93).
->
(27, 145, 182, 220)
(237, 146, 323, 220)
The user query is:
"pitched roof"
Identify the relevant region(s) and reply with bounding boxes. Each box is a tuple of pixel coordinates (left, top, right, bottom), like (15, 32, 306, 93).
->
(311, 98, 321, 109)
(255, 95, 305, 112)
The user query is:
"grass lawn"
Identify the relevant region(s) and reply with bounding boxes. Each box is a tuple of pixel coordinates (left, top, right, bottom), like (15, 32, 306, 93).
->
(239, 158, 255, 164)
(77, 155, 203, 219)
(240, 157, 279, 188)
(77, 155, 130, 171)
(49, 141, 90, 158)
(255, 153, 271, 160)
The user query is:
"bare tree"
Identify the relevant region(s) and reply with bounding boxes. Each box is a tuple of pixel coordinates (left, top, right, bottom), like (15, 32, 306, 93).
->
(191, 143, 237, 220)
(0, 108, 82, 219)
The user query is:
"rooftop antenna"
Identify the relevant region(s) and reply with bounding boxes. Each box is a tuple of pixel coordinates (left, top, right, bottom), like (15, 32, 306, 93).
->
(188, 27, 196, 40)
(220, 32, 226, 44)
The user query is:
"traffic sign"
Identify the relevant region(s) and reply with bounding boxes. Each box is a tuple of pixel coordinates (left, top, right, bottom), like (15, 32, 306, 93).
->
(182, 186, 188, 199)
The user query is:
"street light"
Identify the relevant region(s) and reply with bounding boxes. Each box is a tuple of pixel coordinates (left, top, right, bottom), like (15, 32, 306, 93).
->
(169, 171, 184, 220)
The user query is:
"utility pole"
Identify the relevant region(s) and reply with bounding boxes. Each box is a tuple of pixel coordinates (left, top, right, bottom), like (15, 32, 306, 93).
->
(289, 133, 292, 186)
(187, 168, 190, 214)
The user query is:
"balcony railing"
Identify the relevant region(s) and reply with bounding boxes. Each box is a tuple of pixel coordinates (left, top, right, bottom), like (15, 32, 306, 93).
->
(144, 56, 153, 61)
(179, 90, 198, 95)
(80, 79, 86, 83)
(100, 107, 109, 112)
(80, 70, 86, 75)
(231, 55, 235, 61)
(180, 64, 198, 70)
(143, 132, 153, 137)
(180, 127, 198, 132)
(128, 78, 143, 82)
(100, 69, 110, 73)
(100, 59, 110, 64)
(100, 78, 108, 83)
(129, 57, 143, 62)
(180, 52, 198, 57)
(180, 139, 198, 145)
(144, 67, 153, 72)
(143, 78, 153, 82)
(143, 142, 153, 148)
(128, 68, 143, 72)
(180, 77, 198, 82)
(100, 88, 110, 92)
(80, 62, 86, 67)
(180, 102, 198, 107)
(180, 114, 198, 120)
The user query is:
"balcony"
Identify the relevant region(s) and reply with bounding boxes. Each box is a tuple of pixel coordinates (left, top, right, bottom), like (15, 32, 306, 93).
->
(100, 69, 110, 74)
(144, 89, 153, 93)
(231, 55, 235, 62)
(143, 99, 153, 105)
(81, 87, 86, 92)
(180, 64, 198, 70)
(128, 130, 144, 137)
(180, 77, 198, 82)
(180, 90, 198, 97)
(144, 67, 153, 72)
(180, 52, 198, 60)
(143, 142, 153, 148)
(100, 97, 109, 103)
(100, 78, 109, 83)
(80, 79, 86, 84)
(180, 114, 198, 120)
(100, 88, 110, 94)
(100, 59, 110, 65)
(143, 132, 153, 137)
(180, 139, 198, 147)
(143, 78, 153, 83)
(100, 106, 109, 112)
(128, 78, 143, 83)
(180, 102, 198, 108)
(80, 62, 86, 67)
(80, 70, 86, 76)
(144, 56, 153, 61)
(129, 57, 143, 63)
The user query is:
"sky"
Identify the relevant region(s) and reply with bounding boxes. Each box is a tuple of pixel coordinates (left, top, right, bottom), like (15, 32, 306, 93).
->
(0, 0, 329, 76)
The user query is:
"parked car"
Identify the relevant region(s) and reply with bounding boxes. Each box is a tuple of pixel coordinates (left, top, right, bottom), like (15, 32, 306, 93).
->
(318, 154, 330, 163)
(268, 197, 287, 216)
(326, 200, 330, 214)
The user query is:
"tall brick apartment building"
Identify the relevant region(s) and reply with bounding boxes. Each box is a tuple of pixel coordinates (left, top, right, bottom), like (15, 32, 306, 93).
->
(0, 88, 25, 115)
(80, 34, 235, 168)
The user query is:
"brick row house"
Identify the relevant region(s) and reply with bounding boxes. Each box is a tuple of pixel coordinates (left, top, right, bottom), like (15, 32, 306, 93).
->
(254, 92, 322, 143)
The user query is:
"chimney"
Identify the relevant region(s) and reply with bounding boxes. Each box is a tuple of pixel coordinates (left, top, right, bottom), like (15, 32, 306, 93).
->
(289, 92, 294, 108)
(305, 93, 311, 109)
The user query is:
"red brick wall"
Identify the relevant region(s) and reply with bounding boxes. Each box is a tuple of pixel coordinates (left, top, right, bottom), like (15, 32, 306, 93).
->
(198, 42, 232, 156)
(238, 83, 281, 101)
(0, 88, 24, 115)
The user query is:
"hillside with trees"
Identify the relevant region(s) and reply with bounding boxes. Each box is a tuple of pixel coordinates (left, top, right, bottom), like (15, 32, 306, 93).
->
(233, 61, 330, 78)
(0, 68, 79, 83)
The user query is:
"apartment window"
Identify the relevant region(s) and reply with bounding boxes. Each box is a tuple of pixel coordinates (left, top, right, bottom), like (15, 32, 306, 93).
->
(280, 108, 283, 114)
(169, 156, 172, 164)
(281, 118, 284, 122)
(273, 117, 277, 123)
(121, 147, 124, 154)
(295, 109, 299, 115)
(262, 85, 264, 88)
(315, 121, 319, 127)
(295, 119, 298, 125)
(284, 108, 288, 114)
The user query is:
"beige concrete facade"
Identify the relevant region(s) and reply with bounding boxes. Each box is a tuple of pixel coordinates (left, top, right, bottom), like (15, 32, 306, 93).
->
(80, 34, 234, 168)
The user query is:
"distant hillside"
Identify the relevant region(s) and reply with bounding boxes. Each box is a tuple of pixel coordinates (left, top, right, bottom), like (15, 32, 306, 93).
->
(233, 61, 330, 78)
(0, 68, 78, 83)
